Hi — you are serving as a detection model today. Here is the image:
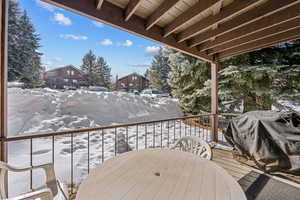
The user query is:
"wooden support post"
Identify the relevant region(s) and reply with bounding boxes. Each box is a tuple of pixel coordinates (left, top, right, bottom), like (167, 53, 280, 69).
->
(211, 60, 219, 142)
(0, 0, 8, 163)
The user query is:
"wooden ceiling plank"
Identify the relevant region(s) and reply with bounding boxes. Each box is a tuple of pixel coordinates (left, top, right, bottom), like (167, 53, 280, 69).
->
(175, 0, 262, 42)
(96, 0, 104, 10)
(206, 14, 300, 55)
(40, 0, 213, 62)
(189, 0, 300, 47)
(125, 0, 142, 22)
(218, 27, 300, 59)
(163, 0, 221, 37)
(199, 2, 300, 51)
(146, 0, 181, 30)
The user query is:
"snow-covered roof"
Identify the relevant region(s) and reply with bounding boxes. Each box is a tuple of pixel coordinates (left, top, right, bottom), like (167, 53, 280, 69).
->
(45, 65, 84, 75)
(118, 73, 148, 81)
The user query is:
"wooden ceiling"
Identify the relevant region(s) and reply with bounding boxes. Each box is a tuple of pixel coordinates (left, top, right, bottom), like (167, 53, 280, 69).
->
(42, 0, 300, 62)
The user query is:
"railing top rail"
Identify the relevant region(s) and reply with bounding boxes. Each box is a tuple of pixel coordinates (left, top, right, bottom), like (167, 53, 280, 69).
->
(1, 114, 212, 142)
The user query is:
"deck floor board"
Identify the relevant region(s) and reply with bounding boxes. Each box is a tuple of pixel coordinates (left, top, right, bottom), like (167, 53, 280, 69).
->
(212, 148, 300, 200)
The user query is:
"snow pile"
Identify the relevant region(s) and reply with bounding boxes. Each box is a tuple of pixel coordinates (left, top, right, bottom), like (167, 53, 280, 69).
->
(8, 88, 183, 136)
(7, 88, 186, 197)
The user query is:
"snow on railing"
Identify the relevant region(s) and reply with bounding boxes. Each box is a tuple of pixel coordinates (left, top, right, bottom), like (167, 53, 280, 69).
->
(1, 114, 216, 198)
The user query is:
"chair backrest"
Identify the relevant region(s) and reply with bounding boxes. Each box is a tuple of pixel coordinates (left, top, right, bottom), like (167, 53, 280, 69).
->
(172, 136, 212, 160)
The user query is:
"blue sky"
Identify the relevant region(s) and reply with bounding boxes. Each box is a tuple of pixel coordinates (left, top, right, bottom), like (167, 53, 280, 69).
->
(17, 0, 161, 78)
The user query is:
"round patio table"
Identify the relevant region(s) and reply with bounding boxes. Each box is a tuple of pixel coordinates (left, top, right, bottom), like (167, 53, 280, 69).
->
(76, 149, 246, 200)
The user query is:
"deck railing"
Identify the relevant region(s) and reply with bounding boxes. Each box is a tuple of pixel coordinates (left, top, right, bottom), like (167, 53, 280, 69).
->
(0, 113, 237, 198)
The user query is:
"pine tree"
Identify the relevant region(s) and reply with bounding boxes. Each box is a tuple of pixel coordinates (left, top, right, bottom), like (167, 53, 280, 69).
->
(144, 69, 150, 80)
(81, 50, 97, 86)
(149, 48, 171, 93)
(18, 11, 43, 87)
(8, 0, 22, 81)
(81, 51, 111, 87)
(167, 48, 211, 114)
(96, 56, 111, 88)
(7, 0, 42, 87)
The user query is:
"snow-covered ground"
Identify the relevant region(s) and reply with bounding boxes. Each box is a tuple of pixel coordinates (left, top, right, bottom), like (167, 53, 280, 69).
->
(8, 88, 210, 196)
(8, 88, 183, 136)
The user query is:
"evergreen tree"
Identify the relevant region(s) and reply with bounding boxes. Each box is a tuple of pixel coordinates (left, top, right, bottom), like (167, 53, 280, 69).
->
(167, 48, 211, 114)
(81, 50, 111, 87)
(144, 69, 150, 80)
(81, 50, 98, 86)
(8, 0, 22, 81)
(149, 48, 171, 93)
(8, 0, 42, 87)
(96, 56, 111, 88)
(18, 11, 43, 87)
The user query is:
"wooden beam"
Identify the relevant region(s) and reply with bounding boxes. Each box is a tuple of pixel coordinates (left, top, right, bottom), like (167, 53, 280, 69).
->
(218, 26, 300, 59)
(210, 60, 219, 142)
(41, 0, 213, 62)
(206, 17, 300, 55)
(0, 0, 7, 163)
(96, 0, 104, 10)
(174, 0, 262, 42)
(199, 3, 300, 52)
(163, 0, 220, 37)
(125, 0, 142, 22)
(181, 0, 300, 44)
(146, 0, 180, 30)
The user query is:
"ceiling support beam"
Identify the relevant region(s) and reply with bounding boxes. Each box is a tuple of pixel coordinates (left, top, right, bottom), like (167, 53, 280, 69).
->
(218, 27, 300, 59)
(96, 0, 104, 10)
(41, 0, 213, 62)
(206, 17, 300, 55)
(175, 0, 262, 42)
(125, 0, 142, 22)
(163, 0, 220, 37)
(199, 3, 300, 52)
(187, 0, 300, 46)
(146, 0, 180, 30)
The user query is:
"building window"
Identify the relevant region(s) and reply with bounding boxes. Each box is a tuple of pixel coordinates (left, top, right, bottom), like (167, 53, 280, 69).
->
(73, 79, 77, 83)
(67, 70, 74, 76)
(132, 76, 137, 81)
(64, 79, 68, 82)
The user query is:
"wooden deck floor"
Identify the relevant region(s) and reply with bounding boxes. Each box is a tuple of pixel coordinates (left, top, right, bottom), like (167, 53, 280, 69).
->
(212, 148, 300, 200)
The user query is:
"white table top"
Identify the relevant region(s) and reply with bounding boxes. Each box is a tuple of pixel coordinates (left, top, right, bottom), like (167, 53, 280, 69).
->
(76, 149, 246, 200)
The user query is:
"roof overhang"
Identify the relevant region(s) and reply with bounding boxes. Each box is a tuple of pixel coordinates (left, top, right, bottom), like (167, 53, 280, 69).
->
(42, 0, 300, 62)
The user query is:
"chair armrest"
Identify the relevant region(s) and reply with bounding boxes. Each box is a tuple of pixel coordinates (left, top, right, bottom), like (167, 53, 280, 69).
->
(0, 163, 58, 197)
(7, 188, 53, 200)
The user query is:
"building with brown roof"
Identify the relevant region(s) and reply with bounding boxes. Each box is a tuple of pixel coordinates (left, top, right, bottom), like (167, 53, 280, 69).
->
(44, 65, 85, 89)
(116, 73, 149, 92)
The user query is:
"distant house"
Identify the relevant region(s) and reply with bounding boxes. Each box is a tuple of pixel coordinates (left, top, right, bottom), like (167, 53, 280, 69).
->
(116, 73, 149, 92)
(44, 65, 85, 89)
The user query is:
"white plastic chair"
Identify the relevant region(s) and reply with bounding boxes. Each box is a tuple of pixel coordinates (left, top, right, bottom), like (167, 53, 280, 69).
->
(171, 136, 213, 160)
(0, 162, 67, 200)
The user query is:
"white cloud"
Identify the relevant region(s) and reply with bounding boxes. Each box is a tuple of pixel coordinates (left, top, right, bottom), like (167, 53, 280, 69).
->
(53, 57, 64, 62)
(145, 46, 160, 56)
(92, 21, 104, 28)
(100, 39, 113, 46)
(35, 0, 56, 12)
(59, 34, 88, 40)
(123, 40, 133, 47)
(53, 13, 72, 26)
(128, 62, 151, 67)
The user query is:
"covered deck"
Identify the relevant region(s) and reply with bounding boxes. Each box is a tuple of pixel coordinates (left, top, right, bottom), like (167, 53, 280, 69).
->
(1, 0, 300, 199)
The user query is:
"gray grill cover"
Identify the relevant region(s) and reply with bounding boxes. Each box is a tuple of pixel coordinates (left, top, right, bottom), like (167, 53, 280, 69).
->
(225, 111, 300, 172)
